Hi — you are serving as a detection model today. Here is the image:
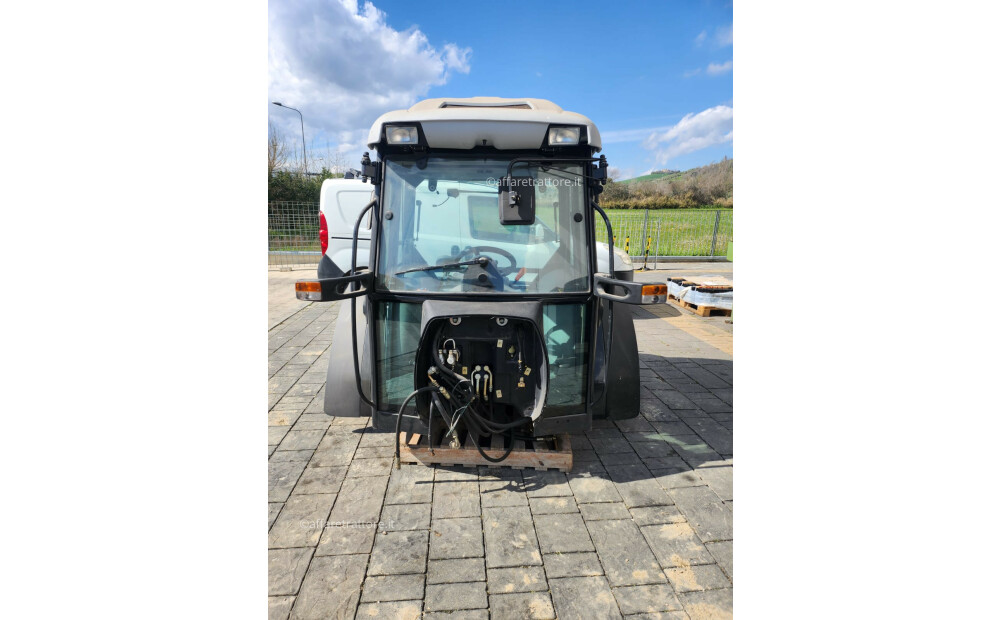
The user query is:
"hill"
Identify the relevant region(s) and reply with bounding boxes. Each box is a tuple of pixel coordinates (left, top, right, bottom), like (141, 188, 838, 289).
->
(602, 158, 733, 209)
(619, 169, 682, 184)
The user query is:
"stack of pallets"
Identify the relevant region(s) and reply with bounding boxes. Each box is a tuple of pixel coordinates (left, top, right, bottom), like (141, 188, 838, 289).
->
(666, 277, 734, 317)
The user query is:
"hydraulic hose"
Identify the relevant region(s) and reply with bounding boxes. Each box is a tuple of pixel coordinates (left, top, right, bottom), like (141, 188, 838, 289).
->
(394, 386, 438, 469)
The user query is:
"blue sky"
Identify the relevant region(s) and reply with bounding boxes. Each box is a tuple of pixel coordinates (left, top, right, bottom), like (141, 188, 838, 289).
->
(269, 0, 733, 179)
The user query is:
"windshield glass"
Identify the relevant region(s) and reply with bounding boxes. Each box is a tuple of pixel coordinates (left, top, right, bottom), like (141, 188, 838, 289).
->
(377, 156, 590, 294)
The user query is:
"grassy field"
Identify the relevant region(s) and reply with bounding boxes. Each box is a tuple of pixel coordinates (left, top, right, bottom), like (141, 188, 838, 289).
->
(597, 208, 733, 257)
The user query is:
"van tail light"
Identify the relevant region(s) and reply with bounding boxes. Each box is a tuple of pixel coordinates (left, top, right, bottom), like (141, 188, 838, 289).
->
(319, 212, 329, 254)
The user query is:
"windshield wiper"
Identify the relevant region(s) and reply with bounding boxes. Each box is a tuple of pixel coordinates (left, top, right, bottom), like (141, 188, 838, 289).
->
(395, 256, 488, 275)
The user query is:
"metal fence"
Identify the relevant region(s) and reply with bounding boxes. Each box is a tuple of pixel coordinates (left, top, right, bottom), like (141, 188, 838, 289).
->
(268, 201, 733, 271)
(269, 201, 323, 270)
(596, 209, 734, 263)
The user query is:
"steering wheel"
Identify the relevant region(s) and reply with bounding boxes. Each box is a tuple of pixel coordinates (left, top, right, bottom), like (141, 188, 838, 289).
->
(456, 246, 519, 276)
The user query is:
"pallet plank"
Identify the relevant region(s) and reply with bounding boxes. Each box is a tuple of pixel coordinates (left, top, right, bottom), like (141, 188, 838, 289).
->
(668, 293, 732, 318)
(398, 432, 573, 472)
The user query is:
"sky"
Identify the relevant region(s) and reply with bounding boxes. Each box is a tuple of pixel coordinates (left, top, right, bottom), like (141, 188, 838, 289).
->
(268, 0, 733, 179)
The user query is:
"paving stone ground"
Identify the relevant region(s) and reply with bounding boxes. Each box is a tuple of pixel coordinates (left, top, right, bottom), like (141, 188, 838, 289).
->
(268, 267, 733, 620)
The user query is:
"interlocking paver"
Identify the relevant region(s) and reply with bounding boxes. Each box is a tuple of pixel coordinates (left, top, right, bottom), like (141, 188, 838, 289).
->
(662, 435, 720, 465)
(682, 418, 732, 457)
(705, 541, 733, 580)
(640, 522, 716, 569)
(587, 518, 666, 586)
(346, 456, 394, 477)
(269, 548, 313, 595)
(429, 518, 484, 560)
(422, 611, 488, 620)
(599, 451, 645, 467)
(691, 464, 733, 501)
(542, 551, 605, 578)
(549, 576, 623, 619)
(292, 466, 347, 495)
(378, 503, 431, 531)
(352, 446, 391, 460)
(527, 496, 578, 514)
(612, 584, 683, 615)
(667, 486, 732, 543)
(359, 574, 425, 602)
(432, 468, 480, 519)
(268, 595, 295, 620)
(270, 425, 292, 446)
(567, 463, 624, 504)
(629, 505, 686, 527)
(533, 512, 594, 553)
(677, 588, 733, 619)
(488, 592, 556, 619)
(427, 558, 486, 584)
(386, 464, 435, 505)
(271, 449, 316, 463)
(268, 494, 337, 549)
(291, 418, 331, 431)
(269, 502, 283, 529)
(424, 582, 488, 612)
(479, 470, 527, 507)
(316, 524, 377, 556)
(290, 554, 367, 620)
(650, 389, 699, 410)
(579, 502, 632, 521)
(665, 563, 731, 593)
(482, 506, 542, 568)
(310, 432, 362, 467)
(269, 410, 300, 427)
(606, 463, 675, 508)
(486, 566, 548, 593)
(278, 429, 326, 452)
(328, 476, 388, 525)
(353, 601, 421, 619)
(270, 460, 308, 503)
(368, 530, 429, 575)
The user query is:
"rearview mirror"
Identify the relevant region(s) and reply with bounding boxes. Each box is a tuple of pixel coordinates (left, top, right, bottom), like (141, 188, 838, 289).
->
(499, 176, 536, 225)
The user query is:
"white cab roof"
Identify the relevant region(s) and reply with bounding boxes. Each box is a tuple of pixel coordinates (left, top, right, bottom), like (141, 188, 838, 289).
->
(367, 97, 601, 151)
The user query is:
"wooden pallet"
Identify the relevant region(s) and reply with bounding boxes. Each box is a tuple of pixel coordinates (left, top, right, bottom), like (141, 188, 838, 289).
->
(398, 431, 573, 472)
(668, 293, 733, 317)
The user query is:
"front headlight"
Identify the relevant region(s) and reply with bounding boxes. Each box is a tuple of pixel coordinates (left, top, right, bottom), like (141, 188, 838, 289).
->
(547, 126, 581, 145)
(386, 125, 419, 144)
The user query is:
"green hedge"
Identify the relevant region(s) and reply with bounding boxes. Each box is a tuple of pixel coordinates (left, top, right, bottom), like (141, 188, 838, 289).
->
(268, 169, 344, 202)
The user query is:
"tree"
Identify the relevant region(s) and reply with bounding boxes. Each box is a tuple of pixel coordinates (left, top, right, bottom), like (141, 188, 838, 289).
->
(268, 122, 289, 176)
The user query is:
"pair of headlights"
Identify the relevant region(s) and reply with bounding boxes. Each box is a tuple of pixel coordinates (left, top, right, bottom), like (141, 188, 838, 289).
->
(385, 125, 583, 146)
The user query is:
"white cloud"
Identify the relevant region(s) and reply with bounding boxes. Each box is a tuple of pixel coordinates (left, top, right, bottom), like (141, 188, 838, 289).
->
(706, 60, 733, 75)
(715, 24, 733, 47)
(602, 126, 676, 144)
(683, 67, 702, 78)
(641, 106, 733, 166)
(269, 0, 471, 154)
(695, 30, 707, 46)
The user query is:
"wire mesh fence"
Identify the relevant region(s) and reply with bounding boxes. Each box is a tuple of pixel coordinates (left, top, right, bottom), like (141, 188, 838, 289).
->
(269, 201, 323, 270)
(595, 209, 733, 260)
(268, 202, 733, 271)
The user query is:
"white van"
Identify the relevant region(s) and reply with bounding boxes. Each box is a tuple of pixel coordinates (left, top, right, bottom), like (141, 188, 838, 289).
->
(317, 178, 374, 278)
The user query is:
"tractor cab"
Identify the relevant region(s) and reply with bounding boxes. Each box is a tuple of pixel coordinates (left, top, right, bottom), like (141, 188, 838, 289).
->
(295, 97, 668, 461)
